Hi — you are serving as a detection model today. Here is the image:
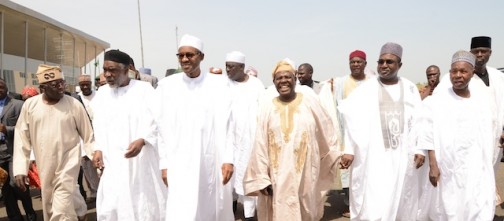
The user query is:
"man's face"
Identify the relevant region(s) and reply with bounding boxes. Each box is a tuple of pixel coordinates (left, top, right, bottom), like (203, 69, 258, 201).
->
(450, 61, 474, 91)
(103, 60, 129, 88)
(377, 54, 402, 83)
(79, 80, 92, 96)
(226, 62, 245, 81)
(470, 47, 492, 68)
(0, 81, 7, 100)
(177, 46, 204, 77)
(297, 65, 312, 85)
(273, 71, 297, 100)
(349, 57, 367, 76)
(43, 79, 65, 100)
(426, 67, 440, 87)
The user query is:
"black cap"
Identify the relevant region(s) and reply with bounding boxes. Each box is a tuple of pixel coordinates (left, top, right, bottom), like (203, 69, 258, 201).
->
(470, 36, 491, 49)
(104, 49, 131, 66)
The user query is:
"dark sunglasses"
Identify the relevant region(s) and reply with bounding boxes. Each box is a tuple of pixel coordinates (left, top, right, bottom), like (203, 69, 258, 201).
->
(176, 52, 200, 60)
(377, 59, 396, 65)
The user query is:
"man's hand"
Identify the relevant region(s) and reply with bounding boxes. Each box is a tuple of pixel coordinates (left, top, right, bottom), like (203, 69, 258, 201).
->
(339, 154, 354, 169)
(429, 164, 440, 187)
(221, 163, 234, 185)
(414, 154, 425, 169)
(0, 123, 6, 134)
(161, 169, 168, 187)
(124, 139, 145, 158)
(14, 175, 28, 192)
(499, 131, 504, 148)
(93, 150, 104, 169)
(259, 185, 273, 196)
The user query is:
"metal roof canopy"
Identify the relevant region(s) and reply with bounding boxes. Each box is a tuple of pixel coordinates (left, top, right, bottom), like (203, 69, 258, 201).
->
(0, 0, 109, 68)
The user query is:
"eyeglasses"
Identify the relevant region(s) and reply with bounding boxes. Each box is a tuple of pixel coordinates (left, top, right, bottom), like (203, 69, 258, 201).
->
(377, 59, 396, 65)
(46, 80, 65, 89)
(176, 52, 200, 60)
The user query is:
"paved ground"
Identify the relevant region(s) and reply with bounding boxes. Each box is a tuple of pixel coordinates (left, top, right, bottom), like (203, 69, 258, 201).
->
(1, 163, 503, 221)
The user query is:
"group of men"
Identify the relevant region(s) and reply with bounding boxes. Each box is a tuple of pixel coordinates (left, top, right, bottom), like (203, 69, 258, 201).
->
(0, 33, 502, 221)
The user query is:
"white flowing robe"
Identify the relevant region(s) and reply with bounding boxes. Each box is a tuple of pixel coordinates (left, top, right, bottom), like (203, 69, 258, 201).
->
(324, 75, 371, 189)
(416, 85, 498, 221)
(228, 77, 265, 196)
(338, 78, 422, 220)
(436, 68, 504, 204)
(244, 93, 341, 221)
(91, 80, 166, 221)
(156, 72, 234, 221)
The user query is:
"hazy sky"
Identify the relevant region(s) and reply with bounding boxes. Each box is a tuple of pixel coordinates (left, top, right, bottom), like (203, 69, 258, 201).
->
(11, 0, 504, 86)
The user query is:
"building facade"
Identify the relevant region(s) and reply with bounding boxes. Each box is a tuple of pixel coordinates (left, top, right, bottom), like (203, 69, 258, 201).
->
(0, 0, 109, 93)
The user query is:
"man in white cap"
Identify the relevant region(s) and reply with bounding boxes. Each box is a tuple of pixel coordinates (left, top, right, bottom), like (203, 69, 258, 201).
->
(416, 50, 498, 220)
(243, 60, 341, 221)
(138, 67, 159, 88)
(91, 50, 166, 220)
(13, 64, 94, 221)
(77, 74, 100, 202)
(225, 51, 264, 220)
(338, 42, 423, 220)
(156, 34, 234, 221)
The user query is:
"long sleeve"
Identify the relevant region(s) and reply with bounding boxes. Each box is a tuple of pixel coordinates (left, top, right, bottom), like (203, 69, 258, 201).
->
(12, 105, 32, 176)
(75, 101, 95, 159)
(416, 101, 435, 151)
(139, 86, 158, 148)
(243, 106, 271, 196)
(312, 100, 341, 182)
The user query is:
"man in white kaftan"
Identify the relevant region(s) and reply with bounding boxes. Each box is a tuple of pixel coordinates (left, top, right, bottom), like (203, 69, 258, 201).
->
(338, 43, 423, 220)
(77, 74, 100, 201)
(416, 51, 498, 220)
(434, 36, 504, 205)
(13, 64, 94, 221)
(156, 34, 234, 221)
(92, 50, 166, 221)
(244, 60, 341, 221)
(225, 51, 265, 220)
(319, 50, 371, 215)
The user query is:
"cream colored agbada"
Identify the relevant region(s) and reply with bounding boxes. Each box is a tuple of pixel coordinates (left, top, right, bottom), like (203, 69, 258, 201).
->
(244, 93, 341, 221)
(13, 95, 94, 221)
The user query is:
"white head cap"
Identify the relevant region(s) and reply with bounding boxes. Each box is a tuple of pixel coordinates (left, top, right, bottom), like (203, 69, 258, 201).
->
(225, 51, 246, 64)
(451, 50, 476, 67)
(178, 34, 203, 52)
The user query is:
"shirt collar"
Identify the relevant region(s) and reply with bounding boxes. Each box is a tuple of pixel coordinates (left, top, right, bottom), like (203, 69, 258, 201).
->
(0, 96, 8, 105)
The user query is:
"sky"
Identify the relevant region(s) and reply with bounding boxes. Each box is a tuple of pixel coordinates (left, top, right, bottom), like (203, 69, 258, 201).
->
(11, 0, 504, 86)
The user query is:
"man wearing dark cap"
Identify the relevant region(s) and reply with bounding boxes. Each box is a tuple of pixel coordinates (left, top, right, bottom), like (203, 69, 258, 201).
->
(13, 64, 94, 221)
(470, 36, 504, 207)
(338, 43, 423, 220)
(297, 63, 322, 94)
(325, 49, 371, 217)
(91, 49, 166, 220)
